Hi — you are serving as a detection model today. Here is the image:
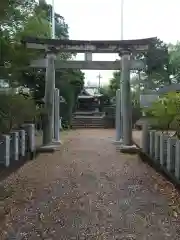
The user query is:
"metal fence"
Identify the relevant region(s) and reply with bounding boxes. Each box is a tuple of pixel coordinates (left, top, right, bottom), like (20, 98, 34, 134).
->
(141, 124, 180, 183)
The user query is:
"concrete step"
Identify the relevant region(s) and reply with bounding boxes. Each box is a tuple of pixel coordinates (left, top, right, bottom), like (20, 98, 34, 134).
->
(72, 116, 105, 129)
(72, 123, 104, 129)
(72, 125, 104, 129)
(72, 121, 104, 125)
(72, 122, 104, 125)
(72, 121, 103, 125)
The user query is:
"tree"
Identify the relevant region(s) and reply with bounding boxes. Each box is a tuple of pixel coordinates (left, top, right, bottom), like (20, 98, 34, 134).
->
(102, 39, 172, 100)
(136, 38, 172, 90)
(168, 42, 180, 82)
(108, 71, 121, 97)
(0, 0, 51, 81)
(19, 1, 84, 105)
(0, 93, 38, 133)
(0, 0, 85, 127)
(0, 0, 36, 29)
(56, 69, 85, 122)
(144, 92, 180, 131)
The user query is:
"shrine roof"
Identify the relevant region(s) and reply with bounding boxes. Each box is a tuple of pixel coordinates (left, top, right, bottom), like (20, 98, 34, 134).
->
(78, 88, 103, 99)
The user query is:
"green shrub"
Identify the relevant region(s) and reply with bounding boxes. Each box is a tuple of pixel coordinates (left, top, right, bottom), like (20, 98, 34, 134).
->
(144, 92, 180, 131)
(0, 93, 38, 134)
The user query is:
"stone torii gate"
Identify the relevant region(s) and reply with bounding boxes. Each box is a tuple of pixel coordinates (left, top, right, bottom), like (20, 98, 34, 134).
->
(22, 37, 155, 151)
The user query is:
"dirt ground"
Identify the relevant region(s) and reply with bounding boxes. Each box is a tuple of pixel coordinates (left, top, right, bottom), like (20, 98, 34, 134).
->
(0, 129, 180, 239)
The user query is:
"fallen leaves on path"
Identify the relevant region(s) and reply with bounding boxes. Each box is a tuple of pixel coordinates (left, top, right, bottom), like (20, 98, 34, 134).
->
(151, 172, 180, 218)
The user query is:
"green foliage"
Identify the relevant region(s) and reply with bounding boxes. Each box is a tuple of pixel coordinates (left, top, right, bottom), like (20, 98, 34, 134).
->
(20, 68, 85, 127)
(136, 38, 172, 89)
(0, 1, 51, 82)
(0, 0, 69, 79)
(144, 92, 180, 130)
(99, 71, 121, 99)
(0, 0, 85, 129)
(16, 12, 51, 40)
(108, 71, 121, 97)
(55, 69, 85, 125)
(0, 93, 38, 133)
(169, 42, 180, 81)
(146, 39, 170, 78)
(0, 0, 36, 29)
(37, 0, 69, 39)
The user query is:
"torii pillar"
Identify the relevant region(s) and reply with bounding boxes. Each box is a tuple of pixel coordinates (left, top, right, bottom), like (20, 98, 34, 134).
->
(121, 51, 132, 145)
(43, 52, 56, 145)
(119, 50, 137, 152)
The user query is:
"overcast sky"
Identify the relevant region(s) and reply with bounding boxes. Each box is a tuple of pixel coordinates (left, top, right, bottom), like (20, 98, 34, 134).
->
(46, 0, 180, 85)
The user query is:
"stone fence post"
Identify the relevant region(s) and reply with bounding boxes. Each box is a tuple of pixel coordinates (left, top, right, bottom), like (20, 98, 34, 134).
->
(154, 132, 160, 163)
(167, 137, 176, 173)
(10, 131, 19, 162)
(175, 139, 180, 180)
(141, 128, 180, 183)
(19, 129, 26, 158)
(141, 123, 149, 153)
(160, 133, 167, 167)
(22, 124, 35, 159)
(0, 135, 10, 167)
(149, 130, 156, 158)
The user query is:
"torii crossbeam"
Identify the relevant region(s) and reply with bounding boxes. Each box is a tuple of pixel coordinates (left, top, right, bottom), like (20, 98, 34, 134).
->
(30, 59, 146, 70)
(22, 37, 155, 53)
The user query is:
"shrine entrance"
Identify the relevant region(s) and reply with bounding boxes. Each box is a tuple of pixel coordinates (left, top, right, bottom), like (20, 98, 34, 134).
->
(76, 87, 102, 112)
(23, 37, 155, 151)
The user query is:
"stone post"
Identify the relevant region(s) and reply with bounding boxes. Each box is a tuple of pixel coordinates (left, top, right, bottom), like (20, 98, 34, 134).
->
(10, 131, 19, 161)
(19, 129, 26, 158)
(0, 135, 10, 167)
(149, 130, 155, 158)
(43, 52, 56, 145)
(121, 51, 132, 146)
(160, 133, 167, 167)
(115, 89, 121, 142)
(167, 137, 176, 173)
(141, 123, 149, 153)
(22, 124, 35, 159)
(54, 88, 60, 143)
(154, 132, 160, 162)
(175, 139, 180, 180)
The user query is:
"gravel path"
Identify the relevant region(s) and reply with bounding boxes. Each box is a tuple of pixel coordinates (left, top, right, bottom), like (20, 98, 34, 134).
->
(0, 129, 180, 239)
